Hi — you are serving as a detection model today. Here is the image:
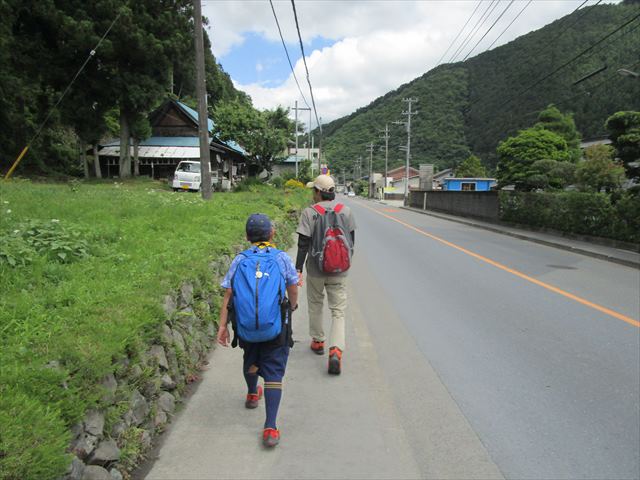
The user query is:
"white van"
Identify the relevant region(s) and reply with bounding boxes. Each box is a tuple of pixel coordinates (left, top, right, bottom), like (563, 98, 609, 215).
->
(171, 161, 218, 191)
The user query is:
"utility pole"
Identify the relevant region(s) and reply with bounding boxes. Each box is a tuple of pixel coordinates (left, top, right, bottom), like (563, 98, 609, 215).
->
(366, 142, 375, 198)
(291, 101, 311, 179)
(193, 0, 212, 200)
(401, 98, 418, 204)
(380, 124, 389, 199)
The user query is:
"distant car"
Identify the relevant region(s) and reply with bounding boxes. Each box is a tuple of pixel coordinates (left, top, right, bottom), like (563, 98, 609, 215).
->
(347, 191, 356, 197)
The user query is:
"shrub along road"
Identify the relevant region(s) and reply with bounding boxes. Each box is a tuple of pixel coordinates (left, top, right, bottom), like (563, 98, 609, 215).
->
(143, 197, 639, 480)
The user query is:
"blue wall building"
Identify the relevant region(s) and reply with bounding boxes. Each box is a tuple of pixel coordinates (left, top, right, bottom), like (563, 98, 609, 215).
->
(442, 177, 496, 191)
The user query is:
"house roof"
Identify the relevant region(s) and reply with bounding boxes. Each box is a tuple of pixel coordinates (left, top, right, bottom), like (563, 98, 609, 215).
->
(102, 136, 200, 148)
(174, 101, 247, 156)
(99, 145, 200, 159)
(444, 177, 497, 181)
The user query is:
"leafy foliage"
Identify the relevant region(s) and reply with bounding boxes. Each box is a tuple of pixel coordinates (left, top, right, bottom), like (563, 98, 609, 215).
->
(455, 155, 487, 177)
(499, 190, 639, 242)
(605, 111, 640, 180)
(534, 105, 582, 162)
(213, 100, 294, 171)
(496, 128, 571, 189)
(576, 145, 625, 192)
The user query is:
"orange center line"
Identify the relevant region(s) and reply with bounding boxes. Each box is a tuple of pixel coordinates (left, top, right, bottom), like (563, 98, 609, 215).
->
(359, 202, 640, 328)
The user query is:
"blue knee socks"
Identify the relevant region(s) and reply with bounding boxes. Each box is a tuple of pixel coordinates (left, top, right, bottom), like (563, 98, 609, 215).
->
(244, 372, 258, 394)
(263, 382, 282, 429)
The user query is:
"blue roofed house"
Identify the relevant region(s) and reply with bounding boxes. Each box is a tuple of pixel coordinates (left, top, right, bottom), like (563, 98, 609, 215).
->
(98, 99, 248, 184)
(442, 177, 497, 191)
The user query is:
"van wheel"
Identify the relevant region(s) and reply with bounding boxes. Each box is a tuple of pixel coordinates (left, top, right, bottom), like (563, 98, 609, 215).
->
(173, 188, 179, 192)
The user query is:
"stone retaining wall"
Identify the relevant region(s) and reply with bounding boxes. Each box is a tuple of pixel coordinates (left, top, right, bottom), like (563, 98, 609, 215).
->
(62, 253, 236, 480)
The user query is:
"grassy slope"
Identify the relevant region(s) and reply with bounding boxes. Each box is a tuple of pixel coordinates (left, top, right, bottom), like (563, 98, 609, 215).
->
(0, 178, 308, 479)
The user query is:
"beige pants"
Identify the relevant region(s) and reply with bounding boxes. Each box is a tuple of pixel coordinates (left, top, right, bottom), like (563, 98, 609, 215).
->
(306, 274, 347, 352)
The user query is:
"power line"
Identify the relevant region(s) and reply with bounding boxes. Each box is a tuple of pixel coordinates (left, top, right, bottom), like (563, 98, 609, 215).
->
(495, 11, 640, 109)
(449, 0, 498, 63)
(290, 0, 322, 136)
(268, 0, 310, 110)
(4, 10, 123, 179)
(540, 0, 601, 52)
(462, 0, 515, 61)
(485, 0, 532, 51)
(437, 1, 483, 65)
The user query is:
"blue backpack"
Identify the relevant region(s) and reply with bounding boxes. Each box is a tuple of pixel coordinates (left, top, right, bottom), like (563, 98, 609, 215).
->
(231, 247, 286, 343)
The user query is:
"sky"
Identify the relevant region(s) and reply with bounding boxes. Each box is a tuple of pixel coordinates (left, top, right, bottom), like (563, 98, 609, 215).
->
(202, 0, 618, 129)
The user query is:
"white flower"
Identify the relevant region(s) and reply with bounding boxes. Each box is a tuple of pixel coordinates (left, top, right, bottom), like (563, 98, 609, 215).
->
(6, 209, 11, 214)
(13, 229, 19, 234)
(3, 201, 8, 204)
(51, 219, 60, 223)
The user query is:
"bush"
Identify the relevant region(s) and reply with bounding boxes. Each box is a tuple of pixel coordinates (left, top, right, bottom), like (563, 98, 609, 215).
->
(233, 177, 264, 192)
(499, 190, 637, 242)
(270, 176, 284, 189)
(284, 178, 305, 189)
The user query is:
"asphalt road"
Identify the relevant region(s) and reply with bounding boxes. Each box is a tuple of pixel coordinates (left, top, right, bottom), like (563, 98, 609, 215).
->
(143, 197, 639, 480)
(348, 198, 640, 479)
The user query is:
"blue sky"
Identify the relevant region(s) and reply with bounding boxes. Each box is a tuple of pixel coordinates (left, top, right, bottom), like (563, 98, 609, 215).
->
(219, 32, 336, 88)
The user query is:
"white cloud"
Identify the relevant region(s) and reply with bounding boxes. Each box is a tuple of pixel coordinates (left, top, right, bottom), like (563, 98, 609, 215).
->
(206, 1, 619, 124)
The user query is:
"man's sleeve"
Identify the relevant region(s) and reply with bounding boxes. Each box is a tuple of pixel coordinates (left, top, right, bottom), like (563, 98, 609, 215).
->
(220, 255, 242, 289)
(296, 208, 312, 237)
(296, 234, 311, 272)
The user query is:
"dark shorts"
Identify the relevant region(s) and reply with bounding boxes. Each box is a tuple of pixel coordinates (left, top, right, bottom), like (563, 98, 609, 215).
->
(241, 341, 290, 382)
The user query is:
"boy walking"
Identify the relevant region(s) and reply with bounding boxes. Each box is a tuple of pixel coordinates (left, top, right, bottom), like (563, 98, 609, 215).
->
(217, 214, 298, 447)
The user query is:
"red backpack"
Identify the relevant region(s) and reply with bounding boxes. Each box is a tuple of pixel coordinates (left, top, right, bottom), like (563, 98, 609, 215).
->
(310, 203, 353, 274)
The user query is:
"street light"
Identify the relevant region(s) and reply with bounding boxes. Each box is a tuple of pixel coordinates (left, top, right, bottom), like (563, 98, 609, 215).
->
(617, 68, 639, 78)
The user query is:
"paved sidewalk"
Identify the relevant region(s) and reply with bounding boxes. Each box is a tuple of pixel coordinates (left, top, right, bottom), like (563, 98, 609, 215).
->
(139, 245, 503, 480)
(380, 202, 639, 268)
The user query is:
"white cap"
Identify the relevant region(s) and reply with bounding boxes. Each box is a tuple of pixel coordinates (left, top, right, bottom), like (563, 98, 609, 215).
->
(308, 174, 335, 192)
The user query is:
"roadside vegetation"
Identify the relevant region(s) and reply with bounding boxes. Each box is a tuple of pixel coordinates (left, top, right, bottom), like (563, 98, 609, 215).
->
(0, 178, 308, 479)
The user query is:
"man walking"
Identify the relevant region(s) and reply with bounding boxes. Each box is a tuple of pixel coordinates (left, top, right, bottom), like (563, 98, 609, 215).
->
(296, 175, 356, 375)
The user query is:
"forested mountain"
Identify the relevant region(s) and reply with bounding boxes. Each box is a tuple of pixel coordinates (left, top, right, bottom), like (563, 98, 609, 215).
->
(321, 1, 640, 175)
(0, 1, 247, 175)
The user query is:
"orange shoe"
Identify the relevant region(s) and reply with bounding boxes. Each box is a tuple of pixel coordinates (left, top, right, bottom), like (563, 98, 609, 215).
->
(245, 385, 263, 409)
(262, 428, 280, 447)
(310, 339, 325, 355)
(328, 347, 342, 375)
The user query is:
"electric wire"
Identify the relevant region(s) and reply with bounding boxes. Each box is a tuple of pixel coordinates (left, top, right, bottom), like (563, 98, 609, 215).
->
(28, 11, 122, 147)
(462, 0, 515, 61)
(540, 0, 601, 52)
(290, 0, 322, 135)
(494, 11, 640, 109)
(436, 0, 483, 65)
(485, 0, 532, 51)
(268, 0, 311, 110)
(449, 0, 499, 63)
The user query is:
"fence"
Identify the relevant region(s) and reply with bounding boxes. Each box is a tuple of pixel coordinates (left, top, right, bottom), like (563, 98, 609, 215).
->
(408, 190, 500, 221)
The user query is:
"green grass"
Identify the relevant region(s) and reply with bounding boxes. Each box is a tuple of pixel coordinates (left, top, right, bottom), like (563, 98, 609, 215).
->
(0, 178, 308, 480)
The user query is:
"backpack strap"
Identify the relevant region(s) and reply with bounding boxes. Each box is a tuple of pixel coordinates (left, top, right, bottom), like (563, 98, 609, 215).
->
(334, 203, 344, 213)
(312, 204, 326, 215)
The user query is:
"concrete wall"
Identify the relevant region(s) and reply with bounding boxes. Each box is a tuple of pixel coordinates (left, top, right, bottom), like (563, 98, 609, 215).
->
(409, 190, 500, 221)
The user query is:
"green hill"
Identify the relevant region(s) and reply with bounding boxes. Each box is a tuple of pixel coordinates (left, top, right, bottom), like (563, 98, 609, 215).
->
(321, 2, 640, 175)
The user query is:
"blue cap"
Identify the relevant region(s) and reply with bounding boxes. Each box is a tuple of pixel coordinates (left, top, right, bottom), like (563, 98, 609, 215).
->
(246, 213, 272, 241)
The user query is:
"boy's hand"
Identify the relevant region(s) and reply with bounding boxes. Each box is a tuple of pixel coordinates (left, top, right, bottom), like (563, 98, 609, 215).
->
(297, 271, 304, 287)
(216, 324, 230, 347)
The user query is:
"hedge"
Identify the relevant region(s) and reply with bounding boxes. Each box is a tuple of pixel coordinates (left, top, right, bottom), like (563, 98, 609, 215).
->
(499, 190, 640, 244)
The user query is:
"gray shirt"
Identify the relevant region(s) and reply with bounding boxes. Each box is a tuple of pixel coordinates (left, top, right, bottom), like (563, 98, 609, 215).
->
(296, 200, 357, 277)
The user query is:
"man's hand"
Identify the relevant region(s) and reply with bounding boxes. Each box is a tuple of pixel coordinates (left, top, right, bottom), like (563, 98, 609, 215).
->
(297, 270, 304, 287)
(216, 324, 230, 347)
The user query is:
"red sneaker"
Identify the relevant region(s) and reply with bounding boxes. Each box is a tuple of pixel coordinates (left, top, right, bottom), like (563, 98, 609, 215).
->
(328, 347, 342, 375)
(310, 339, 325, 355)
(245, 385, 263, 409)
(262, 428, 280, 447)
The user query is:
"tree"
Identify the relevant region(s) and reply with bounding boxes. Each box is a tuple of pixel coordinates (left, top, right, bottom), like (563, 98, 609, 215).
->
(605, 111, 640, 180)
(213, 100, 294, 172)
(535, 105, 582, 161)
(496, 128, 571, 190)
(528, 159, 576, 190)
(455, 155, 487, 177)
(576, 144, 625, 192)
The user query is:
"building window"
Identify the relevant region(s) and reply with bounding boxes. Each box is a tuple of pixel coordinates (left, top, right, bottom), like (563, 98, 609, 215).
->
(312, 153, 318, 158)
(461, 182, 476, 191)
